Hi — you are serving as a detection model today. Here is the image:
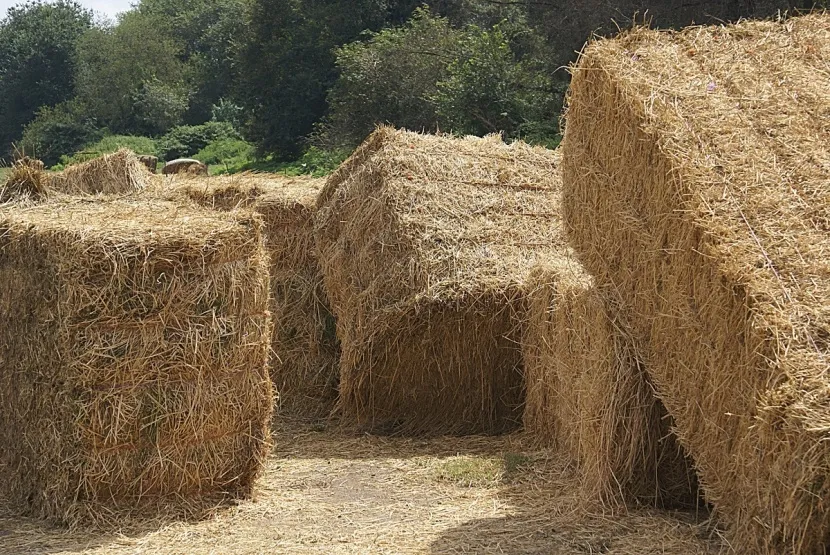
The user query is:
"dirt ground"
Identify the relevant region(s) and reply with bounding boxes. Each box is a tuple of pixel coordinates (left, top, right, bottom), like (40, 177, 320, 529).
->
(0, 419, 726, 554)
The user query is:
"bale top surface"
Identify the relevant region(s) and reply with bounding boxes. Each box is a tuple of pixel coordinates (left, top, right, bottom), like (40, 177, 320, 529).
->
(0, 197, 252, 245)
(158, 172, 323, 209)
(578, 14, 830, 387)
(320, 128, 566, 302)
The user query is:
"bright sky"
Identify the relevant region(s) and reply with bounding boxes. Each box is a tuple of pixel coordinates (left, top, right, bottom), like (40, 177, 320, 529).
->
(0, 0, 134, 20)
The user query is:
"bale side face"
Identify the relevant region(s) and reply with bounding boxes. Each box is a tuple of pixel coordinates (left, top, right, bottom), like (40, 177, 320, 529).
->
(316, 128, 564, 435)
(563, 15, 830, 552)
(522, 263, 699, 509)
(0, 199, 272, 524)
(155, 174, 340, 418)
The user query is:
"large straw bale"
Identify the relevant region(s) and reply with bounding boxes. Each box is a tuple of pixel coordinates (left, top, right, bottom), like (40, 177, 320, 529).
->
(158, 173, 339, 418)
(522, 261, 699, 509)
(315, 127, 564, 435)
(562, 14, 830, 553)
(0, 197, 272, 525)
(49, 148, 150, 195)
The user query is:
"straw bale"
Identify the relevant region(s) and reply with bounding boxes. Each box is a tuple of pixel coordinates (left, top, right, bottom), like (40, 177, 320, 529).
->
(49, 148, 150, 195)
(522, 262, 700, 509)
(562, 13, 830, 552)
(0, 157, 48, 203)
(315, 127, 564, 435)
(157, 173, 339, 418)
(0, 197, 272, 525)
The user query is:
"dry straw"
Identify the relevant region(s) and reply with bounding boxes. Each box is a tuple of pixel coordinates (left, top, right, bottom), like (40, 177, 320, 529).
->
(157, 173, 339, 418)
(315, 127, 564, 435)
(49, 148, 151, 195)
(522, 262, 700, 510)
(0, 197, 273, 526)
(563, 13, 830, 553)
(0, 157, 47, 203)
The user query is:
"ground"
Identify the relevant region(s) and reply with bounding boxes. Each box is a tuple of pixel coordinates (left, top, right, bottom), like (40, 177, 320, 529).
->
(0, 419, 725, 554)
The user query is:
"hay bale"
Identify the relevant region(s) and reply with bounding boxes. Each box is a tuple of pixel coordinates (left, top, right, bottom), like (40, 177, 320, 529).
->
(158, 173, 339, 418)
(562, 14, 830, 552)
(0, 197, 273, 525)
(138, 155, 159, 174)
(522, 261, 699, 509)
(315, 127, 564, 435)
(0, 157, 48, 203)
(49, 148, 151, 195)
(163, 159, 208, 176)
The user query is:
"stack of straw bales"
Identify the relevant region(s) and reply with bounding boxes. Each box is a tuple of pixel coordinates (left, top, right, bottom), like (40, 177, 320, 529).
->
(49, 148, 150, 195)
(563, 13, 830, 552)
(522, 262, 699, 509)
(159, 173, 339, 418)
(315, 127, 564, 435)
(0, 197, 272, 525)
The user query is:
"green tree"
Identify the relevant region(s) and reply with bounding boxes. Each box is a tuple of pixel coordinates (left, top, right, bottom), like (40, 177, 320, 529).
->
(0, 0, 92, 153)
(236, 0, 390, 158)
(19, 99, 98, 166)
(321, 9, 461, 148)
(74, 11, 188, 136)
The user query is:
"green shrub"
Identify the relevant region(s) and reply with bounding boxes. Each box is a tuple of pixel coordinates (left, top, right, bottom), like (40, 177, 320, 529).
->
(56, 135, 157, 168)
(194, 138, 254, 169)
(19, 101, 100, 167)
(157, 121, 239, 161)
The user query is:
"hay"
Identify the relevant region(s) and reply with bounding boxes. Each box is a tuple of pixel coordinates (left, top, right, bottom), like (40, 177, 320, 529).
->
(562, 13, 830, 552)
(0, 197, 273, 526)
(49, 149, 150, 195)
(522, 262, 700, 509)
(0, 157, 48, 203)
(315, 127, 564, 435)
(157, 173, 339, 418)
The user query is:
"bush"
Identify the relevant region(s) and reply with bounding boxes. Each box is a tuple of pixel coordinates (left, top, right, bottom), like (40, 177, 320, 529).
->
(19, 102, 99, 167)
(194, 138, 254, 169)
(56, 135, 157, 168)
(157, 121, 239, 161)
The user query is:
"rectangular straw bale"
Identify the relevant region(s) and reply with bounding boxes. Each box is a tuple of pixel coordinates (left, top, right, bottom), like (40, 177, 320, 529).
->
(48, 148, 150, 195)
(522, 261, 699, 509)
(157, 173, 339, 418)
(562, 14, 830, 552)
(315, 127, 564, 435)
(0, 197, 272, 525)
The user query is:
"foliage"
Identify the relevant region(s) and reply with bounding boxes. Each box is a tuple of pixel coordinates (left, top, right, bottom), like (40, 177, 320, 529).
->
(235, 0, 390, 159)
(157, 121, 239, 161)
(210, 98, 244, 131)
(193, 138, 254, 169)
(321, 8, 460, 148)
(0, 1, 92, 152)
(55, 134, 157, 168)
(19, 100, 98, 166)
(214, 146, 349, 177)
(74, 11, 188, 136)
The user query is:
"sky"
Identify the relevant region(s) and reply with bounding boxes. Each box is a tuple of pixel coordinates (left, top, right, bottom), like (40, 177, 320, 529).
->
(0, 0, 134, 20)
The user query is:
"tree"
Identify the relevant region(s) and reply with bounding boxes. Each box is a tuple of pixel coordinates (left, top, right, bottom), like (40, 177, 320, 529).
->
(74, 11, 188, 136)
(0, 0, 92, 153)
(321, 9, 461, 148)
(235, 0, 390, 158)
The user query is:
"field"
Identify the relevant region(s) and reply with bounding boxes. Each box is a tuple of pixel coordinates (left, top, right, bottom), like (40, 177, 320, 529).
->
(0, 418, 722, 555)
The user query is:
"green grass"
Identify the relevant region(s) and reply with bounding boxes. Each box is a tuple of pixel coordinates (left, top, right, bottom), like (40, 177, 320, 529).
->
(55, 135, 157, 169)
(0, 167, 10, 183)
(212, 146, 351, 178)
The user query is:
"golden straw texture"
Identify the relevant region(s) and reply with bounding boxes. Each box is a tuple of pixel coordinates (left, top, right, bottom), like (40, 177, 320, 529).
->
(563, 13, 830, 553)
(522, 262, 699, 509)
(0, 197, 272, 526)
(156, 173, 340, 418)
(315, 127, 564, 435)
(49, 149, 150, 195)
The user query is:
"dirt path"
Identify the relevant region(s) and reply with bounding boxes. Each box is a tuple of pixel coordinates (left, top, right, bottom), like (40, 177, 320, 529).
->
(0, 420, 724, 554)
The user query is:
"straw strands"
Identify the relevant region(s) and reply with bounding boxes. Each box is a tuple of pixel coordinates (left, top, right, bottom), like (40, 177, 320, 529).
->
(0, 157, 47, 203)
(563, 13, 830, 553)
(158, 173, 339, 418)
(315, 127, 564, 435)
(522, 262, 700, 509)
(0, 197, 272, 525)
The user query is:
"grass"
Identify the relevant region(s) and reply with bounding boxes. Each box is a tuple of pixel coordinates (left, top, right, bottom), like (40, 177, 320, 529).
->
(0, 167, 10, 183)
(56, 136, 157, 169)
(432, 452, 533, 488)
